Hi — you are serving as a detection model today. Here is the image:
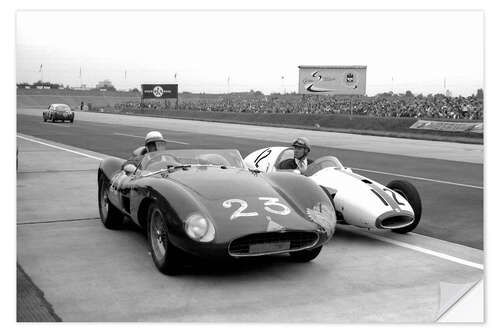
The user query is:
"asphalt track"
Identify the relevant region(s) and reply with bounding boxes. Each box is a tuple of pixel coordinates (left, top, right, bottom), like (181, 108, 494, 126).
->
(16, 108, 484, 322)
(17, 108, 483, 249)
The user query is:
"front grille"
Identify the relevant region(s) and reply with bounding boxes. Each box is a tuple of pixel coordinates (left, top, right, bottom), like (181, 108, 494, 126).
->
(228, 231, 319, 257)
(379, 215, 414, 229)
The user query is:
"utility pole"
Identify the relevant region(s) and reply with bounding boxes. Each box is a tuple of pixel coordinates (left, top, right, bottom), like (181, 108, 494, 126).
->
(39, 64, 43, 83)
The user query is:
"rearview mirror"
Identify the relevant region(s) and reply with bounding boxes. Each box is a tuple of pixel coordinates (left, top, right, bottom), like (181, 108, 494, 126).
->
(345, 167, 353, 173)
(123, 164, 137, 175)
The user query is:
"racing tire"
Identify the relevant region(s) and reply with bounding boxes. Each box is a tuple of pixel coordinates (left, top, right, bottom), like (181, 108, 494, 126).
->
(289, 246, 322, 262)
(387, 180, 422, 234)
(43, 117, 47, 122)
(51, 117, 56, 123)
(147, 203, 182, 275)
(70, 118, 74, 123)
(98, 176, 124, 229)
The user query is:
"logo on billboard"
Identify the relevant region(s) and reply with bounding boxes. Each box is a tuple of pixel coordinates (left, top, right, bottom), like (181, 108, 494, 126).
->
(152, 86, 164, 97)
(305, 71, 339, 93)
(343, 72, 358, 89)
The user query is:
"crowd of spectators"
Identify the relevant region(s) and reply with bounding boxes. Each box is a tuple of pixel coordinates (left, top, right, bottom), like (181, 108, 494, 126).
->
(174, 92, 483, 120)
(113, 91, 483, 120)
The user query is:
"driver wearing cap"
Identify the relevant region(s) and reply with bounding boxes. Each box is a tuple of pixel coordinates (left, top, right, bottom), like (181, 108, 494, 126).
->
(277, 137, 314, 174)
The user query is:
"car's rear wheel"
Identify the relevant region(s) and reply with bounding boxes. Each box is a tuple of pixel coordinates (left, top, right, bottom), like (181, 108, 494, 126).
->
(43, 117, 47, 122)
(289, 246, 322, 262)
(98, 176, 123, 229)
(387, 180, 422, 234)
(147, 203, 181, 275)
(51, 116, 55, 123)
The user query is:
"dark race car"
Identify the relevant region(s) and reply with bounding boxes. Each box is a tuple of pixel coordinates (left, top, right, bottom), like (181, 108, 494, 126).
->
(98, 149, 336, 275)
(43, 104, 75, 123)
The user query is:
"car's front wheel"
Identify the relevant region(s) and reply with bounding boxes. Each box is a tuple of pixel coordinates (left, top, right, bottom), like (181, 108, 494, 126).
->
(387, 180, 422, 234)
(289, 246, 322, 262)
(147, 203, 181, 275)
(98, 176, 123, 229)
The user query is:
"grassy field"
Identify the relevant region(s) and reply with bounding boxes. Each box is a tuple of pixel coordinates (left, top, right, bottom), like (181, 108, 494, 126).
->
(17, 93, 140, 110)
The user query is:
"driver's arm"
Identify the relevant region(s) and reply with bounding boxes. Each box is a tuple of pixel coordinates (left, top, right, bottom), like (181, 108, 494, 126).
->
(121, 155, 142, 170)
(122, 146, 148, 170)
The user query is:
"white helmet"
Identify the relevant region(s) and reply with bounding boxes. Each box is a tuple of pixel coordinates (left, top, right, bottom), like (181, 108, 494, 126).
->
(145, 131, 165, 145)
(145, 131, 167, 152)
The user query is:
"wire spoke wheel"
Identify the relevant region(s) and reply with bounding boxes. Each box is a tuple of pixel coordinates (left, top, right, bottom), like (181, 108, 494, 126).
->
(100, 186, 109, 221)
(98, 176, 123, 229)
(150, 208, 168, 261)
(147, 203, 181, 275)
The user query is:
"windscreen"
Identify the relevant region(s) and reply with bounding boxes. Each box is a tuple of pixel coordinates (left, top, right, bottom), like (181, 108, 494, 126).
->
(303, 156, 344, 177)
(54, 105, 71, 112)
(141, 149, 246, 171)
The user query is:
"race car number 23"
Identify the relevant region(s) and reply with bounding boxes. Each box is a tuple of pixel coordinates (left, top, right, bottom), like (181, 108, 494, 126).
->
(222, 197, 291, 220)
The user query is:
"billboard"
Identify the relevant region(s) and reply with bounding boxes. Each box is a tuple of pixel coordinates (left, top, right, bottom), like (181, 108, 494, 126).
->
(298, 66, 367, 95)
(141, 84, 178, 99)
(410, 120, 483, 134)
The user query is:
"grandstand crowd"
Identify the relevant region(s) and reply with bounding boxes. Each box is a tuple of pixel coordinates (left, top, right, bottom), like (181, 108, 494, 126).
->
(18, 87, 483, 120)
(117, 92, 483, 120)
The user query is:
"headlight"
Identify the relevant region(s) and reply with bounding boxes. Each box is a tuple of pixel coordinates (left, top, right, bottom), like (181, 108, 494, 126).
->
(184, 214, 215, 242)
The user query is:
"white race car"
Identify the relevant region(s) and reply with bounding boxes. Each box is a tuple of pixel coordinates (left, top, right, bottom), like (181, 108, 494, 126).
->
(244, 146, 422, 234)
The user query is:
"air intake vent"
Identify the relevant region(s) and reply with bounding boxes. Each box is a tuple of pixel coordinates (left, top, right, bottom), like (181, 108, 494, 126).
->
(228, 231, 318, 257)
(362, 179, 372, 184)
(379, 215, 414, 229)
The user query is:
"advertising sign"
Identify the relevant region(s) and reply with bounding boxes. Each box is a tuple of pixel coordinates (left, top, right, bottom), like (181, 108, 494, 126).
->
(141, 84, 178, 99)
(298, 66, 367, 95)
(410, 120, 483, 133)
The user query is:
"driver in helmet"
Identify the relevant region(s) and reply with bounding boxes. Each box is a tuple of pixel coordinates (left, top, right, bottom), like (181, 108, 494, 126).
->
(277, 137, 314, 175)
(114, 131, 168, 190)
(122, 131, 168, 169)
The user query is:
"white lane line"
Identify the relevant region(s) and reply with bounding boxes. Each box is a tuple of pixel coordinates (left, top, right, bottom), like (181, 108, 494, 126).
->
(17, 135, 103, 161)
(113, 132, 189, 145)
(17, 133, 483, 270)
(352, 167, 483, 190)
(358, 231, 483, 270)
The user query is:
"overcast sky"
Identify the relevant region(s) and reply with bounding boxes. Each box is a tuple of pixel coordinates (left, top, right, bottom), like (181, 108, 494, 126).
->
(16, 10, 483, 96)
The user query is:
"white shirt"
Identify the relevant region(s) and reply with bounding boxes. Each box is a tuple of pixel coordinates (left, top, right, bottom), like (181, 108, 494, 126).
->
(295, 158, 308, 174)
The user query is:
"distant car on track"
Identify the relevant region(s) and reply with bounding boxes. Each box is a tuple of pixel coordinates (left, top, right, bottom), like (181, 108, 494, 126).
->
(98, 149, 337, 275)
(43, 104, 75, 123)
(244, 146, 422, 234)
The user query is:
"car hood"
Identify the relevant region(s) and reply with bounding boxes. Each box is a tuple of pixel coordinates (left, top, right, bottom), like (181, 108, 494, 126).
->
(167, 167, 330, 240)
(169, 167, 278, 200)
